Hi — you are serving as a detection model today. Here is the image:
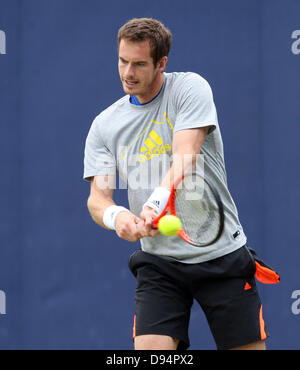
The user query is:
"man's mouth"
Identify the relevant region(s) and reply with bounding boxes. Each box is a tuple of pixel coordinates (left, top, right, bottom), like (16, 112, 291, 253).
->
(124, 79, 138, 87)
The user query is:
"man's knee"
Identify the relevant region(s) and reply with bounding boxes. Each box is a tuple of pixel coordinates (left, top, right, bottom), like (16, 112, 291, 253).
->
(230, 340, 266, 350)
(134, 334, 179, 350)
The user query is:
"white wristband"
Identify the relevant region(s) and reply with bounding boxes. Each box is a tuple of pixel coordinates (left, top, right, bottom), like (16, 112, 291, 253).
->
(143, 187, 171, 214)
(103, 205, 129, 230)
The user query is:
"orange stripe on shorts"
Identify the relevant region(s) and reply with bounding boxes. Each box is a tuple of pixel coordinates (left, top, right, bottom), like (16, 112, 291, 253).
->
(132, 315, 136, 339)
(259, 305, 267, 340)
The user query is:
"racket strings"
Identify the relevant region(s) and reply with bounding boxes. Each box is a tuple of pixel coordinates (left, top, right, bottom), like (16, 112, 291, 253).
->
(175, 174, 222, 246)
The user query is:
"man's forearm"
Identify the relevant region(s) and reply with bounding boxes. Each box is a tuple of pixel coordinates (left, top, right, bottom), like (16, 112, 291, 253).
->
(87, 195, 115, 229)
(160, 128, 208, 190)
(87, 176, 116, 229)
(160, 153, 198, 190)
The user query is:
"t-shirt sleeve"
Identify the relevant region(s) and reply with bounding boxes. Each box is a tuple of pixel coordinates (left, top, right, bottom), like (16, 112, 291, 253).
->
(83, 117, 116, 181)
(173, 73, 218, 134)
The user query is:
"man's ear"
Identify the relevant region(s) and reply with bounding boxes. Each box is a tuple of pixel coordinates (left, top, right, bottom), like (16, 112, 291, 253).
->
(157, 56, 168, 72)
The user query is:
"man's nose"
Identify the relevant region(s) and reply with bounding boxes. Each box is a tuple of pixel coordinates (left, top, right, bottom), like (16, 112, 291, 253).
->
(124, 63, 134, 77)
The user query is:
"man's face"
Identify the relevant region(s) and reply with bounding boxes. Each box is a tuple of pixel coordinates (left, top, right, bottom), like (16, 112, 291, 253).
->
(118, 39, 166, 103)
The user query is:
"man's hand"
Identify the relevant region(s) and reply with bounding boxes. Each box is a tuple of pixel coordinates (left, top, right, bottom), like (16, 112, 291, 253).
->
(115, 210, 159, 242)
(140, 206, 160, 237)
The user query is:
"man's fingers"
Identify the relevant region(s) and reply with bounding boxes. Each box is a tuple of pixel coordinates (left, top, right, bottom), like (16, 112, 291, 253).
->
(115, 210, 160, 241)
(144, 215, 153, 229)
(148, 228, 160, 237)
(115, 212, 145, 242)
(134, 215, 142, 224)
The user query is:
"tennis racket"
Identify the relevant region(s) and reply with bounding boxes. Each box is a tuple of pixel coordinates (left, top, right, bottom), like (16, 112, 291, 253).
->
(152, 171, 225, 247)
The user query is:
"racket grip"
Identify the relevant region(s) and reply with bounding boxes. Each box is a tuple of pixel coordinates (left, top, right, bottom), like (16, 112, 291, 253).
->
(152, 220, 159, 229)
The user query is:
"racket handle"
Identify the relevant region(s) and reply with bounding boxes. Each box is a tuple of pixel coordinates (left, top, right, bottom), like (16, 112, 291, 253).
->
(152, 220, 159, 229)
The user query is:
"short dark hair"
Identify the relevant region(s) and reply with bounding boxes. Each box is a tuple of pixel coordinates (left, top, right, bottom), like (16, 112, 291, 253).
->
(118, 18, 172, 65)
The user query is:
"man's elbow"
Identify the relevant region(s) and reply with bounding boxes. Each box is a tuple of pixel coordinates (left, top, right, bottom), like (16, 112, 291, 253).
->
(87, 195, 92, 212)
(87, 195, 97, 219)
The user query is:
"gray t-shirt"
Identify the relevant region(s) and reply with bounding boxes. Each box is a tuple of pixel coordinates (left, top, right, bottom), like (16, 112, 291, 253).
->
(83, 72, 247, 263)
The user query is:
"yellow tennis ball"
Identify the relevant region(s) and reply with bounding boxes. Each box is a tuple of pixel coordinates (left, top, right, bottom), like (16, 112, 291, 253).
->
(158, 215, 182, 237)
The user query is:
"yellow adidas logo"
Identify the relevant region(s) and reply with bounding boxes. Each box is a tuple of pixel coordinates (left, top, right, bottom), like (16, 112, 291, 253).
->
(138, 130, 171, 162)
(120, 112, 174, 162)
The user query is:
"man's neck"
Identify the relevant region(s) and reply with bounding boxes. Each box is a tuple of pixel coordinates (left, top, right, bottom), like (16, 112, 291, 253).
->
(130, 78, 164, 106)
(136, 74, 164, 104)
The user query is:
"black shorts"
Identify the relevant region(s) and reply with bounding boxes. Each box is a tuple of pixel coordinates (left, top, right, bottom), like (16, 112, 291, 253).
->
(128, 246, 268, 350)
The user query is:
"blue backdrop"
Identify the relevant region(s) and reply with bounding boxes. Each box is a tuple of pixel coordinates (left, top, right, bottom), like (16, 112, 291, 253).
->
(0, 0, 299, 349)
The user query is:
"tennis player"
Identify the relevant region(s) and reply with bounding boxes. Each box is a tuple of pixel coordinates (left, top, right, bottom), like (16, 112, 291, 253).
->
(83, 18, 279, 350)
